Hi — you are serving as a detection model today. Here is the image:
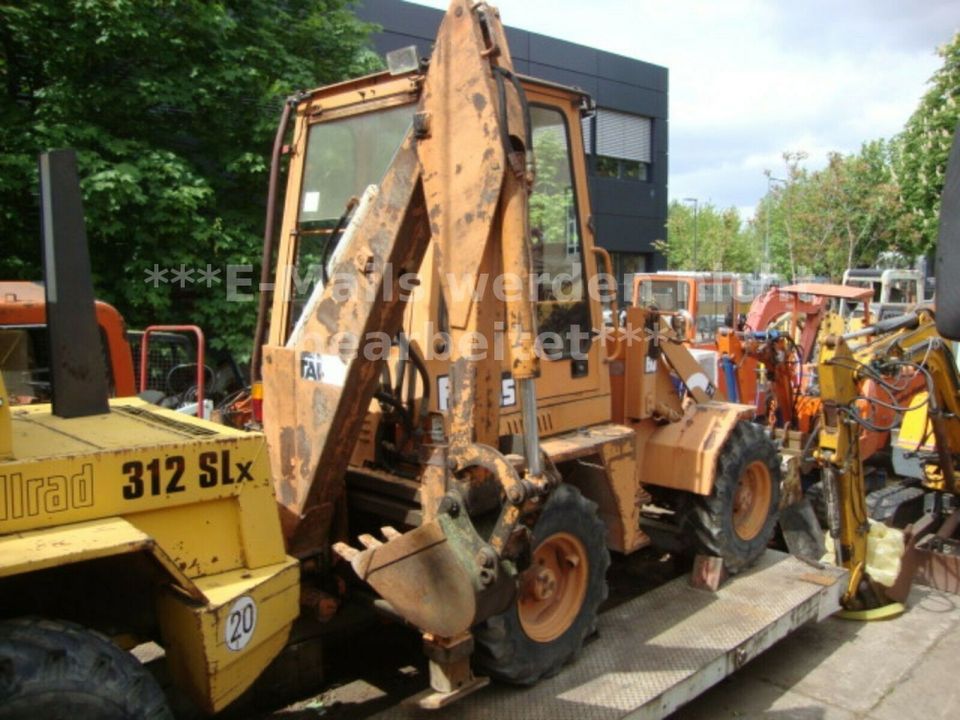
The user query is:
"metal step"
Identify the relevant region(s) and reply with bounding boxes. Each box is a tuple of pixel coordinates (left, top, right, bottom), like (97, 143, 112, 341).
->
(378, 550, 846, 720)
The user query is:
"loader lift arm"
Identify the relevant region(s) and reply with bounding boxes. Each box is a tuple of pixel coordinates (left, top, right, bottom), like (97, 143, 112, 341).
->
(260, 1, 543, 553)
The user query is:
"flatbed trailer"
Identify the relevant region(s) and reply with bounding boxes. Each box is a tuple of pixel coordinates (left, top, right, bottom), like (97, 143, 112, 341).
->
(356, 550, 845, 720)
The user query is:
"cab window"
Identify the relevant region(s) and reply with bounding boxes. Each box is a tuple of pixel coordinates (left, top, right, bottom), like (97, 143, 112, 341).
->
(530, 105, 590, 359)
(291, 106, 413, 323)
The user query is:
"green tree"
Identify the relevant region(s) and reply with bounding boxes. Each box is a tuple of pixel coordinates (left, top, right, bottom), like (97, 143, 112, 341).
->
(833, 140, 916, 267)
(0, 0, 380, 356)
(658, 201, 758, 272)
(747, 33, 956, 281)
(754, 144, 914, 281)
(896, 31, 960, 255)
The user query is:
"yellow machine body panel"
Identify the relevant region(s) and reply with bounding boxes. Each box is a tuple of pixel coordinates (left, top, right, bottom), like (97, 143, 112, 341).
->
(4, 399, 280, 566)
(898, 390, 936, 452)
(0, 391, 300, 714)
(639, 402, 754, 495)
(540, 424, 650, 554)
(157, 558, 300, 713)
(0, 516, 190, 585)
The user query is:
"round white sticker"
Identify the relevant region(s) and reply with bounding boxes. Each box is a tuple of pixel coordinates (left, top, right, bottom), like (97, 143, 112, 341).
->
(225, 596, 257, 652)
(685, 372, 711, 395)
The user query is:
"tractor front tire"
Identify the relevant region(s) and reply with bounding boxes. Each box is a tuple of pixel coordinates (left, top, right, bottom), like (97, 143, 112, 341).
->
(689, 422, 781, 573)
(474, 484, 609, 685)
(0, 618, 172, 720)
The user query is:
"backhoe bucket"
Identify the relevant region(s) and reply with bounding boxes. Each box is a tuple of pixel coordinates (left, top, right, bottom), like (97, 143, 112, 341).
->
(779, 498, 826, 561)
(335, 511, 512, 638)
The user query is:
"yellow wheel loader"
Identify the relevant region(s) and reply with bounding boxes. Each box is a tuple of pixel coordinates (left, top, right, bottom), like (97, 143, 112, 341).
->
(0, 151, 299, 717)
(1, 2, 785, 715)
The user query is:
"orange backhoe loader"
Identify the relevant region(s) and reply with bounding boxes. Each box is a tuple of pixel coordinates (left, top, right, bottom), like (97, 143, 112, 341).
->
(245, 0, 781, 703)
(0, 3, 787, 716)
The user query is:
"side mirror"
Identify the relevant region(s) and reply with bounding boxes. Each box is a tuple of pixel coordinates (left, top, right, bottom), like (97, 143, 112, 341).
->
(936, 123, 960, 339)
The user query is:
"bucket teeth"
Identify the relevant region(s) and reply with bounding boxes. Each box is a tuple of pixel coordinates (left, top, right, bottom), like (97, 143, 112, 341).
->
(334, 526, 401, 562)
(358, 533, 383, 549)
(333, 520, 477, 638)
(332, 541, 360, 562)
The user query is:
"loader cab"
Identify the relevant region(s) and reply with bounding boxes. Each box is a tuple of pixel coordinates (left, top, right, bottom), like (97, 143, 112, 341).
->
(0, 281, 136, 403)
(485, 79, 611, 435)
(632, 272, 744, 345)
(841, 268, 926, 320)
(268, 69, 612, 456)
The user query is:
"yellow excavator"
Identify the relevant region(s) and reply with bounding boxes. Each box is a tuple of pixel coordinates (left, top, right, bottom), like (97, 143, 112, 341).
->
(813, 300, 960, 612)
(811, 312, 917, 613)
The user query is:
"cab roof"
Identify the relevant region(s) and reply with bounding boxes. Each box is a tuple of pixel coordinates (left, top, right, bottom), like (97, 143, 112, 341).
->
(781, 282, 873, 301)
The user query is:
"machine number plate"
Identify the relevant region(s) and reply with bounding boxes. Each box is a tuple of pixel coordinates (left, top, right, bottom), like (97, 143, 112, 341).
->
(225, 596, 257, 652)
(120, 451, 253, 500)
(437, 373, 516, 411)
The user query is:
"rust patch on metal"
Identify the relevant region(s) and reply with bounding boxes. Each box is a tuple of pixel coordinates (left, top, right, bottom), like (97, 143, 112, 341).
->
(278, 426, 296, 504)
(261, 135, 432, 556)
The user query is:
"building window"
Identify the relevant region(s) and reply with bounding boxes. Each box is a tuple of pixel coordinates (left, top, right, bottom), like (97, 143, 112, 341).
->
(612, 252, 647, 304)
(591, 109, 652, 182)
(595, 156, 649, 181)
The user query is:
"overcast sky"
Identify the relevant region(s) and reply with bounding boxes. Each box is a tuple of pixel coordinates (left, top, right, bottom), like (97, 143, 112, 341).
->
(408, 0, 956, 221)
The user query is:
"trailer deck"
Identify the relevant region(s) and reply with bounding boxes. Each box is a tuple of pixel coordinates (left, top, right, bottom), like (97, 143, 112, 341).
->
(372, 550, 846, 720)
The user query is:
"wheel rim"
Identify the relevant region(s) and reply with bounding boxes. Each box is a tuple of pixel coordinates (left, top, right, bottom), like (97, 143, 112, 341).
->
(518, 531, 589, 643)
(733, 460, 772, 541)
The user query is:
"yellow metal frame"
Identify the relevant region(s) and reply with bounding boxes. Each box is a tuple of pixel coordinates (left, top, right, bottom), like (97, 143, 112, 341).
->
(0, 517, 199, 595)
(0, 395, 300, 713)
(158, 557, 299, 713)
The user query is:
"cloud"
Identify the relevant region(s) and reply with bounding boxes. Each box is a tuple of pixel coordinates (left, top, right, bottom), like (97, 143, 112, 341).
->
(769, 0, 958, 54)
(408, 0, 954, 218)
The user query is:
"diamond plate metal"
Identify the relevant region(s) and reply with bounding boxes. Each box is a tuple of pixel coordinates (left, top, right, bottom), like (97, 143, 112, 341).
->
(374, 550, 846, 720)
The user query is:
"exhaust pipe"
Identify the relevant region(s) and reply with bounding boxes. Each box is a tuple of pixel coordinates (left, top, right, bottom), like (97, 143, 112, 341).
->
(38, 149, 110, 418)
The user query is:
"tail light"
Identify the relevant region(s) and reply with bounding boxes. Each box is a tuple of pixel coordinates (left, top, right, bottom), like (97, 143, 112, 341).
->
(251, 381, 264, 424)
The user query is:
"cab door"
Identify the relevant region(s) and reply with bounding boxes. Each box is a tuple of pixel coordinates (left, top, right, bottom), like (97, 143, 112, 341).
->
(514, 87, 610, 433)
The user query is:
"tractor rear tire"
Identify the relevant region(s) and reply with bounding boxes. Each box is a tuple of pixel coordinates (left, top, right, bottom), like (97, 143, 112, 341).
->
(0, 618, 172, 720)
(474, 484, 609, 685)
(689, 422, 781, 573)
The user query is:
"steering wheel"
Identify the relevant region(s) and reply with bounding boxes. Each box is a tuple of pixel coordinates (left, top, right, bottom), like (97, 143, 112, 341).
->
(165, 363, 215, 398)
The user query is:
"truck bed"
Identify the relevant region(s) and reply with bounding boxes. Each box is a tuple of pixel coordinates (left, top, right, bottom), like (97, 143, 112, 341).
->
(376, 550, 846, 720)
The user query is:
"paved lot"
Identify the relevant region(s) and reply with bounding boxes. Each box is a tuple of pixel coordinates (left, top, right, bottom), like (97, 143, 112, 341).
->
(675, 584, 960, 719)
